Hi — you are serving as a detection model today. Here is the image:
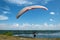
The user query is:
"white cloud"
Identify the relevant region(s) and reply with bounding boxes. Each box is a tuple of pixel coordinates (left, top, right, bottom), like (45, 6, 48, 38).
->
(3, 11, 8, 14)
(49, 18, 54, 22)
(3, 11, 9, 14)
(4, 0, 53, 6)
(44, 0, 52, 4)
(12, 23, 19, 27)
(0, 23, 19, 30)
(50, 12, 55, 15)
(20, 23, 60, 30)
(0, 23, 60, 30)
(4, 6, 10, 11)
(0, 15, 8, 20)
(44, 23, 48, 27)
(2, 11, 11, 15)
(0, 6, 10, 15)
(4, 0, 33, 5)
(34, 0, 52, 5)
(0, 6, 10, 11)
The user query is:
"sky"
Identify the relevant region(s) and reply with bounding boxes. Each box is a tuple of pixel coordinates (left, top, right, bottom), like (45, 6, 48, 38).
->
(0, 0, 60, 30)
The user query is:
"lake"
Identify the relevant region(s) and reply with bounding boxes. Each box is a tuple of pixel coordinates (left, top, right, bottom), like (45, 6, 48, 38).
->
(0, 30, 60, 38)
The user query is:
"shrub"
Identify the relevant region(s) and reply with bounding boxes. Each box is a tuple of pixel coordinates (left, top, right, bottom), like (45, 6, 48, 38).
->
(3, 32, 13, 36)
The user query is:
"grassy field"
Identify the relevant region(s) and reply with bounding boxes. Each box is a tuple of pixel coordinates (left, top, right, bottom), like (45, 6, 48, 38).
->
(0, 35, 60, 40)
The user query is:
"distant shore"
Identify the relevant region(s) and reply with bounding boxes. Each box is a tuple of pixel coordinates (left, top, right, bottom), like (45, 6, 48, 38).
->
(0, 34, 60, 40)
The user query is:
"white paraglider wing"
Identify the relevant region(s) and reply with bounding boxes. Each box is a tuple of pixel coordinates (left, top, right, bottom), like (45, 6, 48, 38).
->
(16, 5, 48, 19)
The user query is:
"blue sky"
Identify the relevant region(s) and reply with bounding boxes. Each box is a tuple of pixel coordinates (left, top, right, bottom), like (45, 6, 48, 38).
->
(0, 0, 60, 30)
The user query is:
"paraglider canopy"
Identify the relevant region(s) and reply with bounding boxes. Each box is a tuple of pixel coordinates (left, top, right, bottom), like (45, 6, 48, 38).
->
(16, 5, 48, 19)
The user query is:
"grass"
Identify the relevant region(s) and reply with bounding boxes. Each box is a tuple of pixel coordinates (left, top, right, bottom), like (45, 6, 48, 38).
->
(0, 34, 60, 40)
